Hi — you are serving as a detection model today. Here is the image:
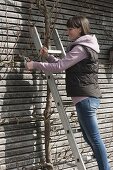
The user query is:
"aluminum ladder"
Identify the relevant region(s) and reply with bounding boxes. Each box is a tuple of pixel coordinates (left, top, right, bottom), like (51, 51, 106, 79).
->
(30, 26, 86, 170)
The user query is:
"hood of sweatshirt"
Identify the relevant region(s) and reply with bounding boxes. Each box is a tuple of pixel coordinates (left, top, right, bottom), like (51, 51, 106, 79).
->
(67, 34, 100, 53)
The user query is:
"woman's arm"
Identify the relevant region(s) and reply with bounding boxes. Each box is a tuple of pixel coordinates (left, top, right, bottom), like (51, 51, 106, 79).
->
(46, 54, 60, 63)
(26, 45, 88, 73)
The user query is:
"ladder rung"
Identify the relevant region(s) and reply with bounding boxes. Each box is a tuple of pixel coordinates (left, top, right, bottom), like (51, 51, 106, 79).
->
(48, 49, 62, 54)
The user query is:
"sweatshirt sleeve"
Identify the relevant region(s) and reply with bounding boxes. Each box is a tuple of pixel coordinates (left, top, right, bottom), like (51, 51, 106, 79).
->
(46, 54, 60, 63)
(33, 45, 88, 73)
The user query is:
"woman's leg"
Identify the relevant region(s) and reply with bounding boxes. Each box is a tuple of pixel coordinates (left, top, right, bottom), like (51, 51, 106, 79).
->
(78, 118, 95, 154)
(76, 97, 110, 170)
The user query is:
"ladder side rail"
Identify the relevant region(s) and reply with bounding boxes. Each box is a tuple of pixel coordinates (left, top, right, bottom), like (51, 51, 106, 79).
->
(52, 29, 66, 57)
(30, 26, 86, 170)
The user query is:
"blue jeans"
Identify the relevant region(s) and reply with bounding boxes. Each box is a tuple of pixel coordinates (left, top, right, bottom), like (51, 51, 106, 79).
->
(76, 97, 110, 170)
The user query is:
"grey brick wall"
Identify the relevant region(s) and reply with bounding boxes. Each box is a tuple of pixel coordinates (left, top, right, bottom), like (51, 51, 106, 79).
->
(0, 0, 113, 169)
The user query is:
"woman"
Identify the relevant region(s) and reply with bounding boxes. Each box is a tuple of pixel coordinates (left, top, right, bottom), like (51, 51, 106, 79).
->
(26, 15, 110, 170)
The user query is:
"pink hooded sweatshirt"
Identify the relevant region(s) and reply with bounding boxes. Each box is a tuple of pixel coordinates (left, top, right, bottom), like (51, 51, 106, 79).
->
(30, 34, 100, 105)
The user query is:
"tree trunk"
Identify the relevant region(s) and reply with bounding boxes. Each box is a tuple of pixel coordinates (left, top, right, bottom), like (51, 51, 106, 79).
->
(43, 11, 53, 170)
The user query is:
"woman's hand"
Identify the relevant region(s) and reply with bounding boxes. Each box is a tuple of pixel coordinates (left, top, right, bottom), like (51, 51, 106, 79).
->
(39, 47, 48, 57)
(25, 61, 34, 71)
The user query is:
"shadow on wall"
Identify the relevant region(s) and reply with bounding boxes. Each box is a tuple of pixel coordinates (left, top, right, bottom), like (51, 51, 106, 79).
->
(0, 0, 44, 169)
